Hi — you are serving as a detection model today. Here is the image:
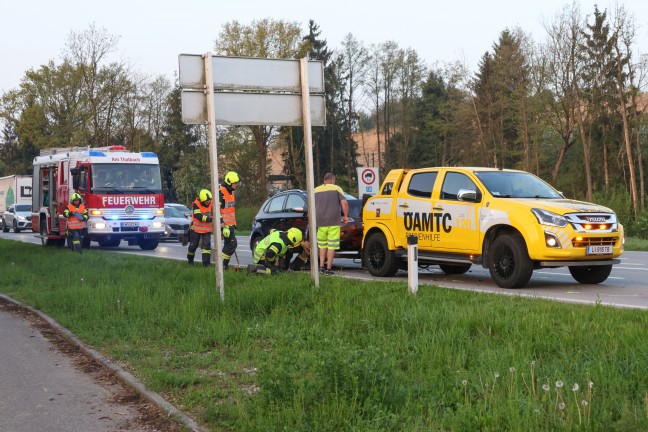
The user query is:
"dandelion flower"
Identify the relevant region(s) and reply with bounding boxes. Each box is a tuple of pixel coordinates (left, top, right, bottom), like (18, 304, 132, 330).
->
(572, 383, 579, 392)
(494, 372, 500, 378)
(555, 380, 564, 388)
(543, 384, 550, 392)
(509, 367, 516, 373)
(581, 400, 589, 407)
(558, 402, 566, 410)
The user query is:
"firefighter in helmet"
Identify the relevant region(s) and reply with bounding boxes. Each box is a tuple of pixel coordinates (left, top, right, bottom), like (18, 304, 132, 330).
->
(219, 171, 239, 269)
(187, 189, 214, 266)
(248, 228, 303, 275)
(64, 193, 88, 253)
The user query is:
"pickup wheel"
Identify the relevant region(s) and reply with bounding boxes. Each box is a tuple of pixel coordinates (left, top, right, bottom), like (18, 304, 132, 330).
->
(439, 263, 472, 275)
(488, 234, 533, 288)
(363, 232, 399, 277)
(568, 265, 612, 284)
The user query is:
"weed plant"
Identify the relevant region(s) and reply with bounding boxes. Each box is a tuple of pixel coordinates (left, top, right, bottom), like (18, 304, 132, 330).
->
(1, 239, 646, 431)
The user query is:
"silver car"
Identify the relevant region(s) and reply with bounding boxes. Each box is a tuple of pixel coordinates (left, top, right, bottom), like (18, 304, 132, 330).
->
(1, 203, 32, 233)
(162, 205, 190, 241)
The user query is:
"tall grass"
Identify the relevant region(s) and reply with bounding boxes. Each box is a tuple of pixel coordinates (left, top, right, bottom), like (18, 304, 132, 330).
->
(1, 239, 646, 431)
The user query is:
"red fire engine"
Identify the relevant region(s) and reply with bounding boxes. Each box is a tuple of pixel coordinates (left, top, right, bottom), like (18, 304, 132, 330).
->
(32, 146, 165, 250)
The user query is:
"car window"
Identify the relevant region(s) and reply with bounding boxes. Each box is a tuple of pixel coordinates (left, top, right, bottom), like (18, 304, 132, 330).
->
(266, 195, 287, 213)
(441, 172, 478, 201)
(285, 193, 306, 211)
(347, 199, 362, 218)
(16, 204, 31, 212)
(164, 206, 183, 218)
(407, 172, 437, 198)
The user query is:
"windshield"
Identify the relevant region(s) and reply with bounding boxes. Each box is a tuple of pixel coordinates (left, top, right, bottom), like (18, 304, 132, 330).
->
(164, 206, 185, 218)
(91, 164, 162, 194)
(475, 171, 563, 199)
(16, 204, 31, 212)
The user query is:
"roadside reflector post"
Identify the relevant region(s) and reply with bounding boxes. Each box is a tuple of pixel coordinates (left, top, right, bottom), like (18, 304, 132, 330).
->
(407, 234, 418, 295)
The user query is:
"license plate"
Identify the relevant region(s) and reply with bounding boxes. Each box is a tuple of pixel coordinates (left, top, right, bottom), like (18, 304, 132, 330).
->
(586, 245, 612, 255)
(121, 222, 139, 228)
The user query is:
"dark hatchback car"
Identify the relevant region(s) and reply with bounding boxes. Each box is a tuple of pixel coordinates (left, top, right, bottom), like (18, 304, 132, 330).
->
(249, 189, 363, 259)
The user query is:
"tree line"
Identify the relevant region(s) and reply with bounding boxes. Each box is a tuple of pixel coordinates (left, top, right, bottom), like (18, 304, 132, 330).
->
(1, 5, 648, 230)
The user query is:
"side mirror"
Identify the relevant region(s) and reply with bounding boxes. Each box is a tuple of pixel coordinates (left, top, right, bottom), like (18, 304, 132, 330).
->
(457, 189, 478, 202)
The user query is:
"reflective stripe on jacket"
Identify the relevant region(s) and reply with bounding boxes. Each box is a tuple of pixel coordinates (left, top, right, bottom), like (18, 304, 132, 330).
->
(254, 230, 289, 263)
(65, 204, 86, 230)
(219, 185, 236, 226)
(191, 199, 213, 233)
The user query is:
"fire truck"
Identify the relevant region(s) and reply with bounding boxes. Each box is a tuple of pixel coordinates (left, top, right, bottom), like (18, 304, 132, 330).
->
(32, 146, 165, 250)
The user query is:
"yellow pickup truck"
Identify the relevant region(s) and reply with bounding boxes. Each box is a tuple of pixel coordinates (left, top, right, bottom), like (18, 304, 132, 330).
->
(361, 167, 624, 288)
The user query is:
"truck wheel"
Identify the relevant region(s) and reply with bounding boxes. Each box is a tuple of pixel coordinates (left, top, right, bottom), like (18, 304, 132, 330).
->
(363, 232, 399, 277)
(439, 263, 472, 275)
(488, 234, 533, 288)
(568, 265, 612, 284)
(138, 237, 159, 250)
(13, 220, 21, 233)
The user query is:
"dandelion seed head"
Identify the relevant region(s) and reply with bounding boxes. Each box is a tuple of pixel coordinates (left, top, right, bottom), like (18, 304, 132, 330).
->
(494, 372, 500, 378)
(572, 383, 579, 392)
(509, 367, 516, 373)
(530, 360, 536, 366)
(588, 381, 594, 389)
(543, 384, 550, 392)
(558, 402, 566, 410)
(581, 400, 589, 407)
(555, 380, 564, 388)
(462, 380, 468, 386)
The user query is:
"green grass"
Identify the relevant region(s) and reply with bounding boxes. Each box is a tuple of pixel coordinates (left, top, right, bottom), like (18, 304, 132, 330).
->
(623, 236, 648, 251)
(1, 239, 646, 431)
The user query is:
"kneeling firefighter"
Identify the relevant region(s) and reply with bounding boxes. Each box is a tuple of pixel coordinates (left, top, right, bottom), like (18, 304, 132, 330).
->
(248, 228, 303, 275)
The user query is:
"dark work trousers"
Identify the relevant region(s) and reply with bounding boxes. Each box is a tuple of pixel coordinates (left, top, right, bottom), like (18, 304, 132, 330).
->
(68, 229, 83, 253)
(222, 226, 238, 267)
(187, 230, 212, 266)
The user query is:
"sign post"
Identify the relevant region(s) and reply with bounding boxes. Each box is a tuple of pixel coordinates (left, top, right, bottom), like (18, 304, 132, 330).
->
(179, 54, 326, 297)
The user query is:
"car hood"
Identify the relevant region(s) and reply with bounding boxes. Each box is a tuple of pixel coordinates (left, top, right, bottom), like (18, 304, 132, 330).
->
(511, 198, 615, 215)
(15, 211, 32, 217)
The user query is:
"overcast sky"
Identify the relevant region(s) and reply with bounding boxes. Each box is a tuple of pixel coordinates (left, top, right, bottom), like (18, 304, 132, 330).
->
(2, 0, 648, 94)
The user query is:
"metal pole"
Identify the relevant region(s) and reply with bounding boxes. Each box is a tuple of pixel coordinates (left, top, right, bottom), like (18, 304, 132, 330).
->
(407, 234, 418, 295)
(300, 58, 319, 288)
(204, 52, 225, 301)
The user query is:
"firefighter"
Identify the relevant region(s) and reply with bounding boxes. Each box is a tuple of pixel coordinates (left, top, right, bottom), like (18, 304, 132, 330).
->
(187, 189, 214, 266)
(248, 228, 303, 275)
(64, 193, 88, 253)
(219, 171, 239, 269)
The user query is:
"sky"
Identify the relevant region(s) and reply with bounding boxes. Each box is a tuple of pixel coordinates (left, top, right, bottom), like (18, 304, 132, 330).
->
(2, 0, 648, 95)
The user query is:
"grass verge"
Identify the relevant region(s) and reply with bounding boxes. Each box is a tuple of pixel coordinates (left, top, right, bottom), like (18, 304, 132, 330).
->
(1, 239, 646, 431)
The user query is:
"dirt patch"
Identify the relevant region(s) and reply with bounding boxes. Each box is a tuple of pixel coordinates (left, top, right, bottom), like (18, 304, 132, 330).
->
(0, 299, 184, 432)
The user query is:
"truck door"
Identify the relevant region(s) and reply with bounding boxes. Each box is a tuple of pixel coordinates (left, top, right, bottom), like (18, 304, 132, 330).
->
(395, 171, 439, 250)
(432, 171, 481, 252)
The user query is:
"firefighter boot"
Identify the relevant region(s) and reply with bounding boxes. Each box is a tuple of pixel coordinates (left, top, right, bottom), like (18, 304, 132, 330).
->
(223, 259, 230, 270)
(202, 252, 212, 267)
(187, 251, 195, 265)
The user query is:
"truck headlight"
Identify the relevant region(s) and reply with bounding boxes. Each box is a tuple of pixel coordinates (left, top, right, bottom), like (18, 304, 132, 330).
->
(531, 208, 569, 227)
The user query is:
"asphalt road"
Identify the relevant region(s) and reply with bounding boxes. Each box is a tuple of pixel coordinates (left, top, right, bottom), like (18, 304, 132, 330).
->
(2, 230, 647, 310)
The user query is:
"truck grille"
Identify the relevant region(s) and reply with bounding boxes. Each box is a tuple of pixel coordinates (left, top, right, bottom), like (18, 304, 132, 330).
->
(564, 213, 618, 233)
(571, 237, 618, 248)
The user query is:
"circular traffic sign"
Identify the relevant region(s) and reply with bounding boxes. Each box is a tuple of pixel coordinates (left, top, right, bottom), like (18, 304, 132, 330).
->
(361, 168, 376, 185)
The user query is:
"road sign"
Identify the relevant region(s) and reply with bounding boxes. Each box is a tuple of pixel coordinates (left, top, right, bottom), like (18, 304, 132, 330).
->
(178, 55, 324, 92)
(357, 167, 379, 199)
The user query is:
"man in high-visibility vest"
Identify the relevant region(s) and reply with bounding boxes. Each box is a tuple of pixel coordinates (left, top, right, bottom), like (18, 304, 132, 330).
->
(219, 171, 239, 269)
(63, 193, 88, 253)
(248, 228, 303, 275)
(187, 189, 214, 266)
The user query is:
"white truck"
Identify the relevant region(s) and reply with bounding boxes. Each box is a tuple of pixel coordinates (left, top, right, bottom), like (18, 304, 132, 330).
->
(0, 175, 33, 232)
(0, 175, 32, 213)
